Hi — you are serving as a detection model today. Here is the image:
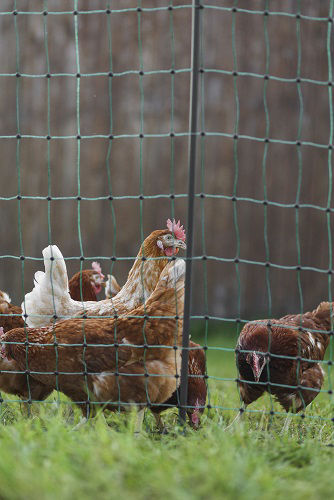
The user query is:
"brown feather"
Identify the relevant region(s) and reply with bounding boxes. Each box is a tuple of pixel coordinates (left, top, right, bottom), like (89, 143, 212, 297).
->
(0, 267, 104, 401)
(68, 270, 99, 301)
(0, 301, 25, 332)
(151, 341, 207, 428)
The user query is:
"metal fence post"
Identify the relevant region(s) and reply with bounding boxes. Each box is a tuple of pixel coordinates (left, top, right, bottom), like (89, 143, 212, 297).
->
(179, 0, 201, 424)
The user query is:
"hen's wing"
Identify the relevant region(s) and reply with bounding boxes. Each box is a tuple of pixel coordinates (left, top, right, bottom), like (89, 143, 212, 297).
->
(277, 362, 325, 412)
(4, 321, 132, 370)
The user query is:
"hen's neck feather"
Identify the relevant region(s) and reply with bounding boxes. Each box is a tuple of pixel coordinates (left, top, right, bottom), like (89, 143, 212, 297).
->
(81, 237, 168, 316)
(113, 241, 167, 308)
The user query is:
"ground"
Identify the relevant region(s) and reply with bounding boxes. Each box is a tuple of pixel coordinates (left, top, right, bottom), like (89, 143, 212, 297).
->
(0, 322, 333, 500)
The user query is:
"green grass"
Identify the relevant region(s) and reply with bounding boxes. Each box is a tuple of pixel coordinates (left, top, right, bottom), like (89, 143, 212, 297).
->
(1, 321, 334, 500)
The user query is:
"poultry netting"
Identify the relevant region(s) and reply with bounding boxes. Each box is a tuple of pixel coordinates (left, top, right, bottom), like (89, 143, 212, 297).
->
(0, 0, 333, 431)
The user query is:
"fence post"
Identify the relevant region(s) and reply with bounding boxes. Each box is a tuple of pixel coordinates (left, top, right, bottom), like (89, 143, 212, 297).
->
(179, 0, 201, 424)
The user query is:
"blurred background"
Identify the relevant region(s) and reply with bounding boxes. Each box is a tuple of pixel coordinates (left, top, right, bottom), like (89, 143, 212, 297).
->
(0, 0, 333, 321)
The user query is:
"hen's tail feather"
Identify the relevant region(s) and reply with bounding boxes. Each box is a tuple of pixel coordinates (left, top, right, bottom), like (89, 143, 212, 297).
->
(105, 275, 121, 299)
(42, 245, 69, 291)
(22, 245, 72, 327)
(313, 301, 334, 329)
(33, 271, 45, 285)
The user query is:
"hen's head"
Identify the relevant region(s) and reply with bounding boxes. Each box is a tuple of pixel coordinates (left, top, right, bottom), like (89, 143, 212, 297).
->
(90, 262, 105, 295)
(245, 351, 267, 382)
(237, 323, 270, 382)
(143, 219, 186, 258)
(188, 392, 206, 429)
(0, 290, 11, 304)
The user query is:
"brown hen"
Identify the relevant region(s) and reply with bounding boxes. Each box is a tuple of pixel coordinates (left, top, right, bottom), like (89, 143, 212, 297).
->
(68, 262, 105, 301)
(104, 275, 207, 428)
(1, 260, 185, 419)
(236, 301, 332, 413)
(0, 263, 105, 403)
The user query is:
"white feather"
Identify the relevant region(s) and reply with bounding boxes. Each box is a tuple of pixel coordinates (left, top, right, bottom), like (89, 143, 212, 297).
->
(34, 271, 45, 285)
(168, 259, 185, 284)
(160, 259, 185, 289)
(307, 332, 315, 347)
(22, 245, 85, 327)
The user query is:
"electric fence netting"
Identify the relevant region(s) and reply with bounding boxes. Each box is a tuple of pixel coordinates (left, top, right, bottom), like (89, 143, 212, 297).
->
(0, 0, 333, 431)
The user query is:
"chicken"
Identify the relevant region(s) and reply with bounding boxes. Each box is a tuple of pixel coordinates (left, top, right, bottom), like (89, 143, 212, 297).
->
(0, 293, 48, 404)
(0, 291, 25, 332)
(151, 341, 207, 430)
(22, 219, 186, 328)
(235, 301, 332, 413)
(1, 259, 185, 419)
(0, 263, 105, 403)
(103, 273, 207, 428)
(68, 262, 105, 301)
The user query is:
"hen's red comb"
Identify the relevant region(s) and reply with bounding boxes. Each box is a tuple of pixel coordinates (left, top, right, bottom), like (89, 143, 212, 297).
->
(166, 219, 186, 241)
(92, 261, 104, 278)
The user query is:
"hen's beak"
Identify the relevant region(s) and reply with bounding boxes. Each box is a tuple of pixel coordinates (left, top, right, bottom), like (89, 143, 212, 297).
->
(174, 239, 186, 250)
